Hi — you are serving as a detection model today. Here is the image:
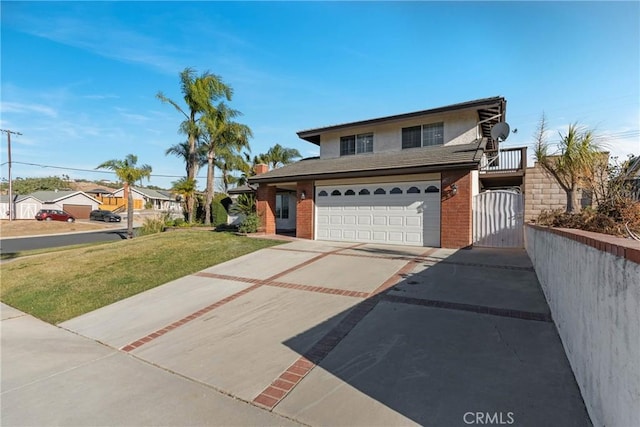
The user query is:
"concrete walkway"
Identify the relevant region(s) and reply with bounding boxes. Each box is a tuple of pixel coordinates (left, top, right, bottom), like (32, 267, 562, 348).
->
(2, 240, 591, 426)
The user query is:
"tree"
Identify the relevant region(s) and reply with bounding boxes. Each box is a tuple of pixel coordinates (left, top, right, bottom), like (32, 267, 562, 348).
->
(96, 154, 152, 239)
(534, 115, 602, 213)
(157, 67, 232, 222)
(261, 143, 302, 169)
(171, 177, 198, 221)
(165, 140, 207, 177)
(201, 102, 252, 225)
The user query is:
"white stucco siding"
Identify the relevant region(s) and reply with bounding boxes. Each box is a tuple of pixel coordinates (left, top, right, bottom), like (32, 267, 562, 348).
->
(318, 110, 479, 159)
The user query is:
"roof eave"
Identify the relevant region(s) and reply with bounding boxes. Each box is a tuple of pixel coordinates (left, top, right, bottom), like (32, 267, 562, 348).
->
(249, 161, 480, 185)
(297, 96, 505, 144)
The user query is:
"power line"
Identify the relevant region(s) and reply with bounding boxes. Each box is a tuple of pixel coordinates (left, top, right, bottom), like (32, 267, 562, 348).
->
(5, 161, 226, 180)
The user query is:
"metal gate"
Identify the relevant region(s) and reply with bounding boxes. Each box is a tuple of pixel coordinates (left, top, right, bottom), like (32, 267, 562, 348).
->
(473, 190, 523, 248)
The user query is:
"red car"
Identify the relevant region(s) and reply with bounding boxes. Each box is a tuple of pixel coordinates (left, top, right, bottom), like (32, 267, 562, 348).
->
(35, 209, 75, 222)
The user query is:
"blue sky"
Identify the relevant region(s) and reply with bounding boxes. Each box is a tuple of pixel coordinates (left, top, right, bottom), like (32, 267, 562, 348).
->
(1, 1, 638, 190)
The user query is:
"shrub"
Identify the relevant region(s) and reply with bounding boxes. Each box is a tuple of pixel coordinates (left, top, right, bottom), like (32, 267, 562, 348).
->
(212, 194, 229, 228)
(536, 197, 640, 238)
(238, 213, 260, 234)
(138, 216, 166, 236)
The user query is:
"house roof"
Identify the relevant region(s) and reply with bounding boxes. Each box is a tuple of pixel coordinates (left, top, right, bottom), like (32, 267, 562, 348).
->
(228, 184, 257, 194)
(0, 194, 31, 203)
(86, 188, 114, 195)
(249, 140, 485, 184)
(297, 96, 506, 149)
(115, 186, 174, 200)
(28, 190, 100, 204)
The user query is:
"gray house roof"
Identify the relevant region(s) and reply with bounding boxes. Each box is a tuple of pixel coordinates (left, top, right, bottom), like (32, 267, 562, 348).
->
(0, 194, 31, 203)
(297, 96, 506, 147)
(250, 141, 485, 184)
(115, 187, 174, 201)
(28, 190, 100, 203)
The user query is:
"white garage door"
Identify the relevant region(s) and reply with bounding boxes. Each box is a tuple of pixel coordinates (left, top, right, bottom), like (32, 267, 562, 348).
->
(315, 181, 441, 247)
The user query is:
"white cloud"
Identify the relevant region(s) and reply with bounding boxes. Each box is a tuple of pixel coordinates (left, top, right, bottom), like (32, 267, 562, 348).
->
(1, 102, 58, 118)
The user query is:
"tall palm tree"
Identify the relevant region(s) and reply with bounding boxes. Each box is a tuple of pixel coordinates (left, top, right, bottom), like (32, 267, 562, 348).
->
(165, 140, 207, 177)
(262, 143, 302, 169)
(96, 154, 152, 239)
(201, 102, 252, 225)
(157, 67, 232, 222)
(534, 117, 601, 213)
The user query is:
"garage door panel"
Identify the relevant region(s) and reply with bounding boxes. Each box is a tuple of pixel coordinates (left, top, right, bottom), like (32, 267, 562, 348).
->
(357, 216, 371, 225)
(343, 230, 356, 239)
(388, 232, 403, 242)
(357, 230, 371, 240)
(63, 204, 92, 219)
(372, 231, 386, 241)
(388, 216, 403, 226)
(373, 216, 386, 226)
(406, 216, 421, 227)
(316, 181, 441, 247)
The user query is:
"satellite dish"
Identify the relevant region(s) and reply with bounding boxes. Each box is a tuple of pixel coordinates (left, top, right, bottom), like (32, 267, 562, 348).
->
(491, 122, 511, 142)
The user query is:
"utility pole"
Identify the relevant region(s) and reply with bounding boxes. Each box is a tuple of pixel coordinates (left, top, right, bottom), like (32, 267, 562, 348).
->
(1, 129, 22, 221)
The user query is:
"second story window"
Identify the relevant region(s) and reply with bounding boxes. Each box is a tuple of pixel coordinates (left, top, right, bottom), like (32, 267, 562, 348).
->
(340, 133, 373, 156)
(402, 122, 444, 149)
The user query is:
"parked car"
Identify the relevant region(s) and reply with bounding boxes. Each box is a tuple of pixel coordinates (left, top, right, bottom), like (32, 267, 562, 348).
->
(35, 209, 75, 222)
(89, 209, 122, 222)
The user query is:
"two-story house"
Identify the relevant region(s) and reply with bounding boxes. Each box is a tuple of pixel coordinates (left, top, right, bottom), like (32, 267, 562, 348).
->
(249, 96, 525, 248)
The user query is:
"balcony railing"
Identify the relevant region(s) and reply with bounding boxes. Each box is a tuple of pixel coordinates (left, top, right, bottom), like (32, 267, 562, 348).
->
(479, 147, 527, 175)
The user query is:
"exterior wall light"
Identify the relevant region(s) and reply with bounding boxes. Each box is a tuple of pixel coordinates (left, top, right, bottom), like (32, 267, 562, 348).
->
(299, 190, 306, 201)
(451, 184, 458, 196)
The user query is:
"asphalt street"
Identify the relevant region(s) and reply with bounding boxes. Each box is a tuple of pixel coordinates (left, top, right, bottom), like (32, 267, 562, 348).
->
(0, 228, 129, 253)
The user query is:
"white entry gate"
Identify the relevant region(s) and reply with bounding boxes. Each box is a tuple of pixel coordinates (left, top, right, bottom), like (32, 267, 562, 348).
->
(473, 190, 524, 248)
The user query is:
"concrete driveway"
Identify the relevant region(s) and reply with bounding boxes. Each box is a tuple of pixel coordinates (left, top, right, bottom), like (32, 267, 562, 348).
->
(2, 240, 591, 426)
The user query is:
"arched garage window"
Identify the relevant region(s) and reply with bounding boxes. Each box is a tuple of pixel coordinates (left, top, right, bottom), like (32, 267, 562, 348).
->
(331, 190, 342, 196)
(407, 187, 420, 193)
(425, 186, 440, 193)
(374, 188, 386, 195)
(390, 187, 403, 194)
(344, 189, 355, 196)
(318, 190, 328, 197)
(359, 189, 370, 195)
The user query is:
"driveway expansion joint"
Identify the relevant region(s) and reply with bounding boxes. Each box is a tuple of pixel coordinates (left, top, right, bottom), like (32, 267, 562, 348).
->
(119, 243, 365, 353)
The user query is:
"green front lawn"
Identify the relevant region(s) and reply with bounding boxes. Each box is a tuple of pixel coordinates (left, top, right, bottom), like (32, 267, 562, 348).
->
(0, 231, 282, 324)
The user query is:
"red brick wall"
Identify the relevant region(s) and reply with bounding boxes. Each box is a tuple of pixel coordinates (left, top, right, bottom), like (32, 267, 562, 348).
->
(296, 181, 314, 239)
(256, 184, 276, 234)
(441, 170, 473, 248)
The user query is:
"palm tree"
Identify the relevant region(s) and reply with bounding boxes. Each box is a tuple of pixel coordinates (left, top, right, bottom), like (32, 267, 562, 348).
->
(171, 177, 198, 220)
(96, 154, 152, 239)
(157, 67, 232, 222)
(534, 116, 602, 213)
(165, 140, 207, 177)
(262, 144, 302, 169)
(201, 102, 252, 225)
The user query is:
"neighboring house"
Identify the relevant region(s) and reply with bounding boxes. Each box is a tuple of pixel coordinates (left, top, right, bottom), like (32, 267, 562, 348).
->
(0, 190, 100, 220)
(110, 186, 182, 213)
(249, 96, 527, 248)
(227, 184, 254, 226)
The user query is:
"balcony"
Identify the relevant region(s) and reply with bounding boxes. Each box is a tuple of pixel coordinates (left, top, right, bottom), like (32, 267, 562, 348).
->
(479, 146, 527, 188)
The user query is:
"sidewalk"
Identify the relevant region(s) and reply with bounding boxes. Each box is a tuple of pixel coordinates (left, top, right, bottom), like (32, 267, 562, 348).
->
(0, 303, 300, 426)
